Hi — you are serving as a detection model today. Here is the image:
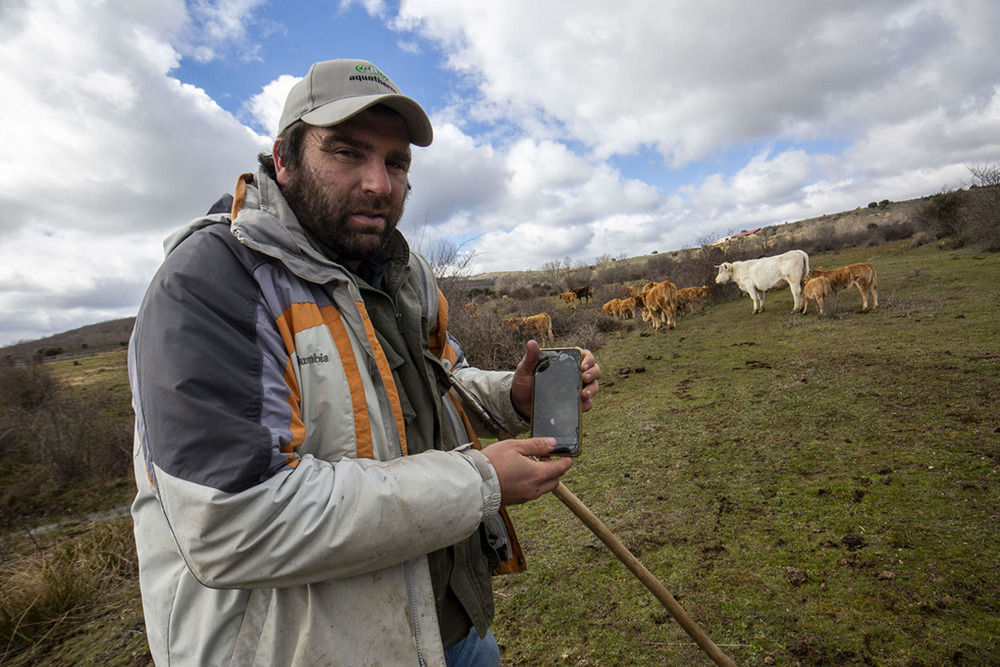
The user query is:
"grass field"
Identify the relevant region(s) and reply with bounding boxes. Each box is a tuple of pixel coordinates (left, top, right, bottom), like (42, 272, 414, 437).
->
(493, 240, 1000, 665)
(2, 239, 998, 666)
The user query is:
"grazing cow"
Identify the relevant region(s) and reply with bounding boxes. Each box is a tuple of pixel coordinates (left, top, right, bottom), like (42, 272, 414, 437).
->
(641, 280, 678, 331)
(558, 291, 578, 308)
(571, 285, 592, 303)
(463, 301, 479, 317)
(675, 285, 711, 315)
(807, 263, 878, 311)
(502, 313, 554, 342)
(802, 275, 836, 317)
(715, 250, 810, 314)
(601, 298, 621, 317)
(618, 295, 640, 319)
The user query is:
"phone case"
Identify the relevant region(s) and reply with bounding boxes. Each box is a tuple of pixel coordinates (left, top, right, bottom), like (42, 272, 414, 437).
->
(530, 347, 583, 456)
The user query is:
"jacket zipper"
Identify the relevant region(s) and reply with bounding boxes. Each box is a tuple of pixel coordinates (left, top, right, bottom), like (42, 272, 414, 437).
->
(405, 559, 428, 667)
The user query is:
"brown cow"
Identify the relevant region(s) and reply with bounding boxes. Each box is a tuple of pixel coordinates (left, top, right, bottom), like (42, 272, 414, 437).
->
(571, 285, 592, 303)
(675, 285, 710, 315)
(617, 295, 640, 319)
(641, 280, 677, 331)
(502, 313, 554, 342)
(601, 298, 621, 317)
(802, 275, 836, 317)
(807, 263, 878, 311)
(558, 291, 578, 308)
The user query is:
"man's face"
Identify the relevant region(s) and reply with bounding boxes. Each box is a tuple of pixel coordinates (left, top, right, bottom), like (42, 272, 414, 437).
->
(275, 108, 412, 267)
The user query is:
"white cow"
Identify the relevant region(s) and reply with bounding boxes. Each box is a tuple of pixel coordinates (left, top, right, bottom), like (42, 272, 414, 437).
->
(715, 250, 810, 314)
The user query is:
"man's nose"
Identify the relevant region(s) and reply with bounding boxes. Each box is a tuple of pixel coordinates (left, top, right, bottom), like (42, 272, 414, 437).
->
(360, 160, 393, 196)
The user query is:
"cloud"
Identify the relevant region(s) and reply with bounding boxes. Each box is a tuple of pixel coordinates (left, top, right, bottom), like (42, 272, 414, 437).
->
(3, 0, 999, 346)
(0, 0, 270, 346)
(367, 0, 1000, 270)
(394, 0, 999, 167)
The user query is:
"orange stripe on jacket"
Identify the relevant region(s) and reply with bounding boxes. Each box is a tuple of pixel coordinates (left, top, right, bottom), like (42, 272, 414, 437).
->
(273, 302, 375, 462)
(355, 301, 408, 457)
(321, 305, 375, 459)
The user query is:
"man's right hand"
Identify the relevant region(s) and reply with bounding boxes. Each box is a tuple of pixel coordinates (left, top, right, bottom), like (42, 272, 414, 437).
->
(481, 437, 573, 506)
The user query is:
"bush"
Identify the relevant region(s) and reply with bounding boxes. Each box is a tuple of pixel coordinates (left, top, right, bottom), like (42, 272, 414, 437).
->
(0, 518, 135, 651)
(918, 190, 964, 239)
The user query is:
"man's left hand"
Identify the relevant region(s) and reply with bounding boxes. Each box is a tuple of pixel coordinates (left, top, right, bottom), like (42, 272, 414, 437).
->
(511, 340, 601, 417)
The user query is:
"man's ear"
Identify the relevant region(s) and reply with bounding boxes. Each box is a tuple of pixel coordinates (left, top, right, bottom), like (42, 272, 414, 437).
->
(273, 139, 290, 186)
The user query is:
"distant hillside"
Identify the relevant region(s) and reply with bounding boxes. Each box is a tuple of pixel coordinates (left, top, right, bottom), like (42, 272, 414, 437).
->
(1, 317, 135, 364)
(0, 186, 974, 363)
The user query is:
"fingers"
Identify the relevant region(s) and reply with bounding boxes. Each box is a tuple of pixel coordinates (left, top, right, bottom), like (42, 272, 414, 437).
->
(578, 348, 601, 411)
(481, 437, 574, 506)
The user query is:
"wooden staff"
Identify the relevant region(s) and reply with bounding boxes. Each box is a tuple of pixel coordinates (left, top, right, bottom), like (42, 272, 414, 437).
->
(552, 482, 736, 667)
(447, 373, 737, 666)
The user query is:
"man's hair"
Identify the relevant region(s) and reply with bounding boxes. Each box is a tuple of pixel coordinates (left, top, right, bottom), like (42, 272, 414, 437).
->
(258, 120, 311, 179)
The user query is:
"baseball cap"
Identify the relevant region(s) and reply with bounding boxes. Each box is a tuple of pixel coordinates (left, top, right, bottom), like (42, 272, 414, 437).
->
(277, 59, 433, 147)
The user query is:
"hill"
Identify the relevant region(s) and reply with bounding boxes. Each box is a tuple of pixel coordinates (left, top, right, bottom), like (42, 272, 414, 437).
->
(1, 317, 135, 364)
(2, 181, 994, 362)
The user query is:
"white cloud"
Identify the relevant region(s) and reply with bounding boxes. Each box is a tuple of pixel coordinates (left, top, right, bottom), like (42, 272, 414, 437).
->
(245, 74, 301, 138)
(0, 0, 270, 346)
(3, 0, 1000, 345)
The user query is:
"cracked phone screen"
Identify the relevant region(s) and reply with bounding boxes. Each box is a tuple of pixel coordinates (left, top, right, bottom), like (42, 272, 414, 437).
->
(531, 348, 582, 456)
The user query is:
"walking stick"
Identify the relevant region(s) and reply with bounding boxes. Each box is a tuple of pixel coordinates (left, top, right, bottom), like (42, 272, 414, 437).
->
(552, 482, 737, 667)
(447, 374, 737, 667)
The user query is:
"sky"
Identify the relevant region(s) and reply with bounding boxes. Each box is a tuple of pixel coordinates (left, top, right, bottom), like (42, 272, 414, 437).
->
(1, 0, 998, 347)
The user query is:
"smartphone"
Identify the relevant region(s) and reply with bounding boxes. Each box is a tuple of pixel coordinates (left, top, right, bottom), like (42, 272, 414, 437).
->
(531, 347, 583, 456)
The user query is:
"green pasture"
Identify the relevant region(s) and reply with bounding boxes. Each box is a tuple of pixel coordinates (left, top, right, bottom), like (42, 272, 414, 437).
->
(3, 240, 998, 666)
(494, 241, 1000, 665)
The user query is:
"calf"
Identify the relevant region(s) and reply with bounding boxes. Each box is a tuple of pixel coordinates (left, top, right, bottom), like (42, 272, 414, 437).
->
(618, 295, 640, 319)
(502, 313, 554, 342)
(802, 275, 836, 317)
(571, 285, 592, 303)
(807, 263, 878, 311)
(558, 291, 578, 308)
(715, 249, 810, 314)
(641, 280, 678, 331)
(676, 285, 710, 315)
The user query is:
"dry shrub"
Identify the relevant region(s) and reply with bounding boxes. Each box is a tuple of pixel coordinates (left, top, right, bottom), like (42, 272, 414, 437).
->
(31, 388, 132, 483)
(1, 363, 132, 531)
(0, 518, 136, 653)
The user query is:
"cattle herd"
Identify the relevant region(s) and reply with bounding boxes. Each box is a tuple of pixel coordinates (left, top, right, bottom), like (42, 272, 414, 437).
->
(473, 250, 878, 342)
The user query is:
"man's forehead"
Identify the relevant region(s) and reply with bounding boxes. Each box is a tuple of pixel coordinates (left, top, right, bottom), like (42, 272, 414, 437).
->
(311, 107, 412, 145)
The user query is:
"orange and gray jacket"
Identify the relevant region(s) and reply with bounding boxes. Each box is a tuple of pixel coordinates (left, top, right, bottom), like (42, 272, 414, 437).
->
(129, 170, 527, 666)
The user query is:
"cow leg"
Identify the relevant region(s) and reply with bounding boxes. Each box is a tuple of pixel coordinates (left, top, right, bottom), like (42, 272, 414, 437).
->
(790, 284, 803, 313)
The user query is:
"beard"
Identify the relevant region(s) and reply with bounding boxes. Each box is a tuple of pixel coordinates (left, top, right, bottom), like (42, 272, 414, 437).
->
(281, 162, 405, 264)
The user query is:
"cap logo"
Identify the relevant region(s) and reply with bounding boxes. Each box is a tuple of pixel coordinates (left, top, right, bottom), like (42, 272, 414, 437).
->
(354, 64, 387, 79)
(349, 63, 398, 93)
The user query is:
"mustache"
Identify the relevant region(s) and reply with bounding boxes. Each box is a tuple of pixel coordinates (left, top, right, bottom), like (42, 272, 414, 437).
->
(349, 193, 394, 212)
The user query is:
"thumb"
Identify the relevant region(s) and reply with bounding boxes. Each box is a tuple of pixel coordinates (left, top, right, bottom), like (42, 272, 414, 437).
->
(517, 339, 542, 375)
(518, 436, 557, 457)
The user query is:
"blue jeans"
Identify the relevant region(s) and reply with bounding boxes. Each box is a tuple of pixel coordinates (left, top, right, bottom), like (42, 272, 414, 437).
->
(444, 628, 501, 667)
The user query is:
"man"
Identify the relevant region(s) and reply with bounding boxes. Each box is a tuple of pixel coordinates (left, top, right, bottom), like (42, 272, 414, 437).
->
(129, 58, 600, 666)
